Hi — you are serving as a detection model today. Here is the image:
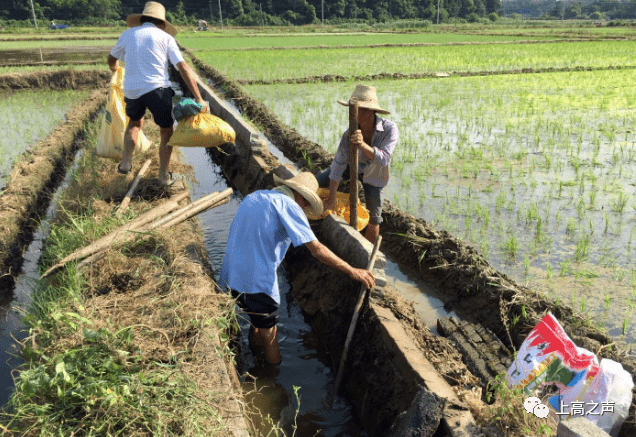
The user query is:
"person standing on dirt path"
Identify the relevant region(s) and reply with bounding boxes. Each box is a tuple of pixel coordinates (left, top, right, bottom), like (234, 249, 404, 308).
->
(315, 84, 399, 244)
(107, 1, 207, 187)
(219, 172, 375, 365)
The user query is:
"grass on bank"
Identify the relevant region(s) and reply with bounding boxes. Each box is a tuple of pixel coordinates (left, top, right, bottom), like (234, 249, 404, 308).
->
(0, 118, 241, 436)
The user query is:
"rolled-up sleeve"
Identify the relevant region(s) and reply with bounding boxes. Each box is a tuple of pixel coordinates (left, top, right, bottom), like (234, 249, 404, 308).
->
(372, 120, 398, 167)
(329, 129, 350, 183)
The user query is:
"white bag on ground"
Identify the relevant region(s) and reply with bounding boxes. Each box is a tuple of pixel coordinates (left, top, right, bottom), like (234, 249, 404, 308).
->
(95, 67, 152, 161)
(582, 358, 634, 437)
(507, 313, 633, 436)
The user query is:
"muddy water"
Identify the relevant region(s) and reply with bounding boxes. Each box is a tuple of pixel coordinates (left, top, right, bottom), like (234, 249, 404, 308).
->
(180, 146, 365, 436)
(0, 48, 108, 65)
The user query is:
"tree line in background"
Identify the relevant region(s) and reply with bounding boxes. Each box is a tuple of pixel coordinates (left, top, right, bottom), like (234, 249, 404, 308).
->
(3, 0, 636, 27)
(4, 0, 501, 26)
(502, 0, 636, 20)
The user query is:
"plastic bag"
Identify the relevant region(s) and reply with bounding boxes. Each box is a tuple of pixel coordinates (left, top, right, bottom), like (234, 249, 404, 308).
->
(173, 98, 204, 121)
(582, 358, 634, 436)
(314, 188, 369, 230)
(95, 67, 152, 161)
(507, 313, 633, 436)
(168, 113, 236, 148)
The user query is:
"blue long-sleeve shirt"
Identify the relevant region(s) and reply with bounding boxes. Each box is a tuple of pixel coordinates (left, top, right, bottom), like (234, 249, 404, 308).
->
(328, 115, 399, 188)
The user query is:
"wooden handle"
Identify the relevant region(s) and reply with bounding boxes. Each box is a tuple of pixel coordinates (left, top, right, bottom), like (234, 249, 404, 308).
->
(333, 235, 382, 395)
(117, 159, 152, 214)
(349, 102, 359, 230)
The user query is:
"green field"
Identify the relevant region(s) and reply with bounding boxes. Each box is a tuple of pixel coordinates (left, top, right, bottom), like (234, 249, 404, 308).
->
(198, 40, 636, 82)
(0, 89, 91, 186)
(177, 32, 550, 51)
(2, 22, 633, 347)
(214, 27, 636, 346)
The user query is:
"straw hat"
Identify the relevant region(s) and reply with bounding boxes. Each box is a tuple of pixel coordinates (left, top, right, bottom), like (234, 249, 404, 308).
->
(273, 172, 324, 219)
(126, 2, 177, 37)
(337, 84, 390, 115)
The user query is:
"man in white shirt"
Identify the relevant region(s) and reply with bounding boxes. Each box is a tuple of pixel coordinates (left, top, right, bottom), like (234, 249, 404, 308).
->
(107, 1, 206, 186)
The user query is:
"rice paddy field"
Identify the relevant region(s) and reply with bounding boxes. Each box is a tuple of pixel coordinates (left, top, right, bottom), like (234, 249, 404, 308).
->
(176, 26, 636, 350)
(2, 22, 634, 349)
(0, 89, 91, 187)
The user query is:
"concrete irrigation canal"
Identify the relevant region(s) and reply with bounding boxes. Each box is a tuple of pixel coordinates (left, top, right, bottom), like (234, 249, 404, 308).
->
(0, 65, 634, 437)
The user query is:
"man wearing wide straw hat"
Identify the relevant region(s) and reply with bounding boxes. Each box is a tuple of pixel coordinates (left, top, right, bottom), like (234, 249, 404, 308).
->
(316, 84, 399, 244)
(219, 172, 375, 365)
(107, 2, 206, 186)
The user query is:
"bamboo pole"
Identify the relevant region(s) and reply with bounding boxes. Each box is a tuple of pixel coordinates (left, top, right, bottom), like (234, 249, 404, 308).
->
(152, 190, 232, 230)
(349, 102, 359, 230)
(40, 190, 189, 279)
(333, 235, 382, 396)
(116, 158, 152, 215)
(146, 188, 232, 231)
(76, 192, 232, 271)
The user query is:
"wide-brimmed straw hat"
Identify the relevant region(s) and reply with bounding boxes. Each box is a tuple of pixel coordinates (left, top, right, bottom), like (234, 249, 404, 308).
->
(337, 84, 390, 115)
(273, 172, 324, 219)
(127, 2, 177, 37)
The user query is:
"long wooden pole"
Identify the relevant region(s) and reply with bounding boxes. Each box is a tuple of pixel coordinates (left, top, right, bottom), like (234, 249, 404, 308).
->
(349, 102, 359, 230)
(145, 188, 231, 230)
(116, 158, 152, 215)
(333, 235, 382, 396)
(149, 188, 233, 231)
(40, 191, 190, 279)
(76, 193, 232, 272)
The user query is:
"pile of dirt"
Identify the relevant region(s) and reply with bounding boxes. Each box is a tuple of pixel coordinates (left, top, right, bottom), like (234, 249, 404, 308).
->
(0, 69, 110, 91)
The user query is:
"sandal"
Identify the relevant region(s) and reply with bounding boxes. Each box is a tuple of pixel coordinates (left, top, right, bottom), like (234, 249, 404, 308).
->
(117, 162, 132, 175)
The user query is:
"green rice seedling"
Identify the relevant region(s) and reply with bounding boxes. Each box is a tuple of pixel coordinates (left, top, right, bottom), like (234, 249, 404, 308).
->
(546, 262, 554, 280)
(560, 260, 570, 277)
(575, 235, 591, 262)
(503, 234, 518, 260)
(580, 297, 586, 312)
(523, 255, 530, 280)
(566, 218, 576, 236)
(622, 316, 629, 335)
(612, 191, 629, 213)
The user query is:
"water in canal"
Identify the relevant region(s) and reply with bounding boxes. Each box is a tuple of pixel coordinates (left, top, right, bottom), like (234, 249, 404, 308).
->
(181, 146, 367, 436)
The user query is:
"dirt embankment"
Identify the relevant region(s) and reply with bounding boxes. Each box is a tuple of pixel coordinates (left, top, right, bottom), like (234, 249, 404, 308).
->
(207, 38, 597, 53)
(0, 36, 118, 42)
(0, 69, 110, 91)
(236, 65, 636, 85)
(0, 87, 105, 291)
(184, 49, 636, 436)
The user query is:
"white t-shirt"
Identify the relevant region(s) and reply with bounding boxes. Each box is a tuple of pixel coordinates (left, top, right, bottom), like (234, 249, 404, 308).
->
(110, 22, 184, 99)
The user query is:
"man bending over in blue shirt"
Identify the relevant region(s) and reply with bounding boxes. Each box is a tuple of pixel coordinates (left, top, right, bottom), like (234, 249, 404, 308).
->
(219, 172, 375, 364)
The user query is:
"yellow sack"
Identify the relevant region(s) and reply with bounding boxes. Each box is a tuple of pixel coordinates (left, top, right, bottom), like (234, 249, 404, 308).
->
(315, 188, 369, 231)
(95, 67, 153, 161)
(169, 113, 236, 148)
